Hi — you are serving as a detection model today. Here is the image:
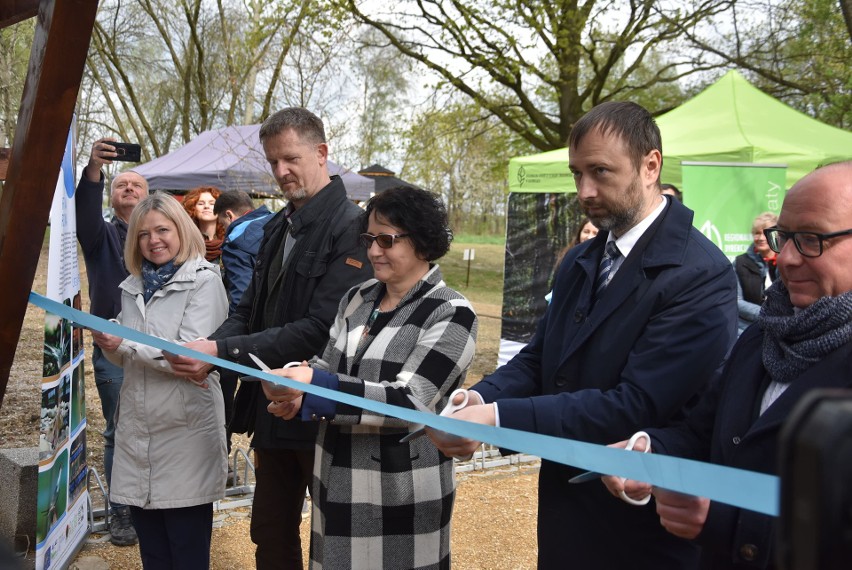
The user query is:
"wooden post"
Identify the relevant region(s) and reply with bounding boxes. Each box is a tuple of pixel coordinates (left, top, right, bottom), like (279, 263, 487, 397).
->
(0, 0, 40, 29)
(0, 0, 100, 410)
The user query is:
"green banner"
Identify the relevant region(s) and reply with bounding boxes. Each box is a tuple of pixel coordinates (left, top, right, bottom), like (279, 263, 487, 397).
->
(682, 162, 786, 260)
(508, 148, 573, 194)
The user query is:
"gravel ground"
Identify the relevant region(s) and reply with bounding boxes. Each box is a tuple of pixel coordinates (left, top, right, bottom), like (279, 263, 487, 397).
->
(77, 464, 540, 569)
(4, 244, 543, 568)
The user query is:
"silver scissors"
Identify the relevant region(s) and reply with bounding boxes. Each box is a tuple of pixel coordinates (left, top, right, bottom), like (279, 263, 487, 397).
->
(399, 388, 470, 443)
(247, 353, 302, 376)
(568, 431, 652, 506)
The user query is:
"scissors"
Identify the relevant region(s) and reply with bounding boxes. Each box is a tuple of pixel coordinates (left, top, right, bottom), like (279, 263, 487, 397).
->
(568, 431, 652, 506)
(399, 388, 470, 443)
(247, 353, 302, 377)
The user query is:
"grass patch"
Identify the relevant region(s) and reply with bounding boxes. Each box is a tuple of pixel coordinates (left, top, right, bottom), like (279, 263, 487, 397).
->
(438, 241, 505, 307)
(453, 233, 506, 245)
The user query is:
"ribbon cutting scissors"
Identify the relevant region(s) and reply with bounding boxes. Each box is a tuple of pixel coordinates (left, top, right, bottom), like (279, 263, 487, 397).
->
(568, 430, 652, 506)
(247, 353, 302, 375)
(399, 388, 471, 443)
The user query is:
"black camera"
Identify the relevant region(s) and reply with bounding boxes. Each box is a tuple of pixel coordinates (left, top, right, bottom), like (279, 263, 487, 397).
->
(778, 389, 852, 569)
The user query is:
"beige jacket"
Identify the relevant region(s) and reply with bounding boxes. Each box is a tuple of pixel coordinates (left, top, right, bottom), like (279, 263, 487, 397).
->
(106, 256, 228, 509)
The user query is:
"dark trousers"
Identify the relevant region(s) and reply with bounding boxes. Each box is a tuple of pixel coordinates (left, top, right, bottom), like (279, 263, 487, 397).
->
(220, 372, 237, 454)
(129, 503, 213, 570)
(251, 447, 314, 570)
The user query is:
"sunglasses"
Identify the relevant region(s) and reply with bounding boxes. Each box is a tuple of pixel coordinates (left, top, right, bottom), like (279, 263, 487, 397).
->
(360, 232, 409, 249)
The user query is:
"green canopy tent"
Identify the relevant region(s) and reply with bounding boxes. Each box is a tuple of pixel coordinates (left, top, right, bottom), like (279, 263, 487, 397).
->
(658, 70, 852, 189)
(499, 70, 852, 365)
(508, 70, 852, 194)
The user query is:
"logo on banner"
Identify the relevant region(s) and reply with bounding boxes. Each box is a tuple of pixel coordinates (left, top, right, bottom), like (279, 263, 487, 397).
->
(699, 220, 723, 250)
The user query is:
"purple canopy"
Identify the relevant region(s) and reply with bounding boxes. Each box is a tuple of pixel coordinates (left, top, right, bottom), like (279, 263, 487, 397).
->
(133, 124, 374, 200)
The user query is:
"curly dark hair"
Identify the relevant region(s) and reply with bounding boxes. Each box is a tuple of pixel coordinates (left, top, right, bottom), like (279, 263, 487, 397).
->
(360, 186, 452, 261)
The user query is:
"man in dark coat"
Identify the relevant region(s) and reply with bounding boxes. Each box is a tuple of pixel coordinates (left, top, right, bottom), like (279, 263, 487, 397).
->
(76, 139, 147, 546)
(607, 160, 852, 569)
(213, 190, 274, 314)
(166, 108, 372, 569)
(430, 101, 738, 569)
(211, 189, 274, 483)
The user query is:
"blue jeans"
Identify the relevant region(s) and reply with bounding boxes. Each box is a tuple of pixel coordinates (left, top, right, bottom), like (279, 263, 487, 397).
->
(92, 345, 123, 508)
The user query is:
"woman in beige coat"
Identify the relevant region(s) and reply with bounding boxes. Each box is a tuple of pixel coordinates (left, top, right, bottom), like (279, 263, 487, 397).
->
(93, 193, 228, 569)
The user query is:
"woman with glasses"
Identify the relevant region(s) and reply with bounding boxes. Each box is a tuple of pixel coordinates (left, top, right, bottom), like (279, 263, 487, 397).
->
(261, 185, 478, 569)
(734, 212, 778, 334)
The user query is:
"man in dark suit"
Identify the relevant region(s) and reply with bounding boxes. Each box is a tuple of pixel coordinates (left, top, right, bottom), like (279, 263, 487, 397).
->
(430, 101, 738, 568)
(606, 160, 852, 568)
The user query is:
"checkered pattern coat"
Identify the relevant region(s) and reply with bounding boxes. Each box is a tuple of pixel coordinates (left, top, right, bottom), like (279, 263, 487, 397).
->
(308, 265, 477, 569)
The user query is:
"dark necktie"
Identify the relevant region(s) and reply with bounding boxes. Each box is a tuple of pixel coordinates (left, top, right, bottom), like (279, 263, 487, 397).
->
(595, 241, 621, 297)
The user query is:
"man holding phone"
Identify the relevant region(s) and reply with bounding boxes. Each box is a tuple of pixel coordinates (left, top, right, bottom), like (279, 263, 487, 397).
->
(75, 138, 146, 546)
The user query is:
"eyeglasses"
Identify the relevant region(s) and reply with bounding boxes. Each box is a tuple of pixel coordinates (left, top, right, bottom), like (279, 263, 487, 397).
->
(360, 232, 409, 249)
(763, 226, 852, 258)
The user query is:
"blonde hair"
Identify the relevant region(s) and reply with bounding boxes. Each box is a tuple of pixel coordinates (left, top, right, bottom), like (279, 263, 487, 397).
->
(124, 193, 206, 275)
(751, 212, 778, 234)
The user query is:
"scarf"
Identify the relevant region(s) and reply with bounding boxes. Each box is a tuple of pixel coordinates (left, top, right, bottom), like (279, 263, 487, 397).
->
(141, 258, 180, 303)
(759, 280, 852, 384)
(205, 237, 223, 262)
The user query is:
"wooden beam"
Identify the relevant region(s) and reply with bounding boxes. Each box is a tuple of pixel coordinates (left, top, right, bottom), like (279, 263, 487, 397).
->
(0, 0, 40, 29)
(0, 0, 100, 410)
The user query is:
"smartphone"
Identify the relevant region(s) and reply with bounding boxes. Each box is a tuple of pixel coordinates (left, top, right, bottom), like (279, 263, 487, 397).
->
(112, 142, 142, 162)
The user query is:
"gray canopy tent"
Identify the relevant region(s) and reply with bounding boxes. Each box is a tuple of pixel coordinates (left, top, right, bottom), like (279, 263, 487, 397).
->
(133, 124, 375, 200)
(357, 164, 424, 193)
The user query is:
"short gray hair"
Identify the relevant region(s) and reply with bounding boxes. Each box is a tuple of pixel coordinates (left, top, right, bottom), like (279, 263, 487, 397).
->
(259, 108, 326, 146)
(751, 212, 778, 234)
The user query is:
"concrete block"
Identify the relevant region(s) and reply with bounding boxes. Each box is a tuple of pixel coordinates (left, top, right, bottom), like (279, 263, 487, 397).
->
(0, 448, 39, 552)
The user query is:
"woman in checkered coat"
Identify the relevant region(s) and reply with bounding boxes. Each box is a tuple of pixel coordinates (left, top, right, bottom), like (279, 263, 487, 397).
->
(264, 186, 478, 569)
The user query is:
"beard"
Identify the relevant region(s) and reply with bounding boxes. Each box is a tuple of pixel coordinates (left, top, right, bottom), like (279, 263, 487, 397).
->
(281, 184, 308, 203)
(582, 176, 644, 236)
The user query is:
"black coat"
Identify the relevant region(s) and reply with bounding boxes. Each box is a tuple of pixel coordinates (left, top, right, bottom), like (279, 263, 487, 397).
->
(212, 177, 372, 449)
(474, 198, 738, 569)
(735, 249, 776, 306)
(650, 325, 852, 569)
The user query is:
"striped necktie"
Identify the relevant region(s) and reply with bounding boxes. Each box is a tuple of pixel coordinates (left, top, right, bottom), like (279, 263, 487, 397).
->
(595, 241, 621, 297)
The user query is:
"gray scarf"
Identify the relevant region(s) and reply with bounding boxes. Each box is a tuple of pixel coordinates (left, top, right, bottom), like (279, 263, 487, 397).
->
(759, 280, 852, 384)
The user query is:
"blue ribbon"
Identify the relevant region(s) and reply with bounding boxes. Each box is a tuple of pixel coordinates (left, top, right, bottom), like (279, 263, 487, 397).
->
(30, 291, 779, 516)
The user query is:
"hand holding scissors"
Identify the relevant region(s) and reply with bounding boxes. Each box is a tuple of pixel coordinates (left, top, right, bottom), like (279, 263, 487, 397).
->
(571, 431, 652, 506)
(400, 388, 474, 443)
(249, 353, 307, 401)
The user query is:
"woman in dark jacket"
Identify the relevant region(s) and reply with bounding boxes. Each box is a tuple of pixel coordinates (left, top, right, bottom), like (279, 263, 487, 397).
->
(734, 212, 778, 334)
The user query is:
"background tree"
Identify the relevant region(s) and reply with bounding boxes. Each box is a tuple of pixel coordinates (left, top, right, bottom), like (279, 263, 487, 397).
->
(342, 0, 736, 151)
(402, 98, 532, 234)
(83, 0, 326, 160)
(350, 28, 412, 170)
(676, 0, 852, 128)
(0, 19, 35, 149)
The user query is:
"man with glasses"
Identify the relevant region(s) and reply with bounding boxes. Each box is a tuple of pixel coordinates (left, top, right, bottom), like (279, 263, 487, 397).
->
(165, 108, 371, 569)
(604, 160, 852, 568)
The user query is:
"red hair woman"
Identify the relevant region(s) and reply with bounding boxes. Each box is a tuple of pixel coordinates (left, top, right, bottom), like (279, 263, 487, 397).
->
(182, 186, 225, 263)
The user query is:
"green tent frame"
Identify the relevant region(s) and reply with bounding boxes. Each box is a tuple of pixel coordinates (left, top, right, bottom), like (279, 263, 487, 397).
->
(508, 70, 852, 194)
